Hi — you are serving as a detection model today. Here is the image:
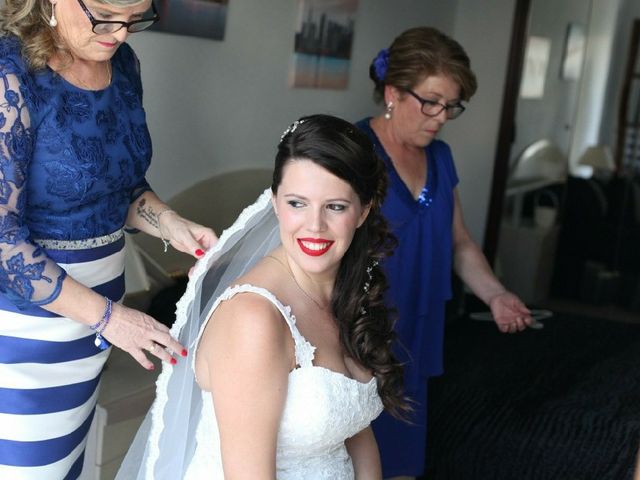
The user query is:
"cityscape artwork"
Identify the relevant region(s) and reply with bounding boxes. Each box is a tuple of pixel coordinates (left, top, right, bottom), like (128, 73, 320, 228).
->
(153, 0, 228, 40)
(289, 0, 359, 89)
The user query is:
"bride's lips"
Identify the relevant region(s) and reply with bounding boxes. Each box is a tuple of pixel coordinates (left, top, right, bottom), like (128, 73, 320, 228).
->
(297, 238, 334, 256)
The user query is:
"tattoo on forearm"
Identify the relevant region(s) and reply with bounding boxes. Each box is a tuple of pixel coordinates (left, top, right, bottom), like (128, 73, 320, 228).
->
(136, 198, 159, 229)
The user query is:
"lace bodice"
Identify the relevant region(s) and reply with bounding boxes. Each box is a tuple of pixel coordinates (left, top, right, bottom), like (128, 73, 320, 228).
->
(0, 36, 151, 308)
(185, 284, 383, 479)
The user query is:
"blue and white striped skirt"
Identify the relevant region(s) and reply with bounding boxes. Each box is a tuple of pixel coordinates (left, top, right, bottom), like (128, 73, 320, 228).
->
(0, 232, 126, 480)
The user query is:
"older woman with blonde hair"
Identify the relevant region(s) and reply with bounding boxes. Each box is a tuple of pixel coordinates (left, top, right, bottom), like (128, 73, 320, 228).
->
(0, 1, 217, 478)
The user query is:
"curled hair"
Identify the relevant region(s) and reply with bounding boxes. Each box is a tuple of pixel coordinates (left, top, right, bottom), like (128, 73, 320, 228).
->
(369, 26, 478, 103)
(273, 114, 407, 417)
(0, 0, 146, 70)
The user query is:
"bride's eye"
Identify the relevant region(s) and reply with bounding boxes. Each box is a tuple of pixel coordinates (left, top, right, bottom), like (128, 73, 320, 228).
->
(287, 200, 305, 208)
(327, 203, 347, 212)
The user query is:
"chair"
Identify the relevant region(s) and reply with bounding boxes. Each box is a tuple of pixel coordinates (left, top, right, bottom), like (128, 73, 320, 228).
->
(131, 167, 273, 279)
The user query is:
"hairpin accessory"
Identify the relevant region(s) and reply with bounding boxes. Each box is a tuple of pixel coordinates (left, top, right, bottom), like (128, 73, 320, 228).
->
(90, 297, 113, 350)
(363, 260, 379, 293)
(49, 2, 58, 27)
(360, 260, 379, 315)
(384, 102, 393, 120)
(373, 48, 389, 82)
(280, 119, 305, 142)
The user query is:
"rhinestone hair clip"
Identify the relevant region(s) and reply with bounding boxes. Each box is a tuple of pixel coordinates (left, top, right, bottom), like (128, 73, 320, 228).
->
(280, 119, 305, 142)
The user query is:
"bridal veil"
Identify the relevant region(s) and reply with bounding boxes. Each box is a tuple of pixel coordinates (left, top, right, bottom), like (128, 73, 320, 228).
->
(116, 189, 280, 479)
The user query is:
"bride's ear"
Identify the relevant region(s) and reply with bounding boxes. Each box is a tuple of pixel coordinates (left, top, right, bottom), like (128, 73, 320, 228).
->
(271, 194, 279, 218)
(357, 203, 371, 228)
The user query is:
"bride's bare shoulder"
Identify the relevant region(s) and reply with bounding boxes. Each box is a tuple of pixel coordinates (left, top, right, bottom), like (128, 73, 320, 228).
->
(232, 253, 289, 294)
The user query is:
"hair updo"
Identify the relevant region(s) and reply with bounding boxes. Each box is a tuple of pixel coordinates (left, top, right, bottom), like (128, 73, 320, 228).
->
(369, 26, 478, 104)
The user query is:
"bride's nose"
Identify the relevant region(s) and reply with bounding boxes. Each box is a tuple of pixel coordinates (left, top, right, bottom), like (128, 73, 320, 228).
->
(306, 208, 327, 232)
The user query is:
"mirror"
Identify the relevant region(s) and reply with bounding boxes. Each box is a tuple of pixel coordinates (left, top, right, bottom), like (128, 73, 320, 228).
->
(491, 0, 640, 321)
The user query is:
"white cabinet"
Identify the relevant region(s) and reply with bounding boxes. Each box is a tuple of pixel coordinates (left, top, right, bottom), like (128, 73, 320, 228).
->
(498, 223, 560, 305)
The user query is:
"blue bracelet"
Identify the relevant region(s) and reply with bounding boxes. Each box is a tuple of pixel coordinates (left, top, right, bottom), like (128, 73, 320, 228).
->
(91, 298, 113, 351)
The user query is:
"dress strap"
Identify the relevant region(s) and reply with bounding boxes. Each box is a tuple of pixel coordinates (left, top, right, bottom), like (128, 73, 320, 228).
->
(193, 284, 316, 370)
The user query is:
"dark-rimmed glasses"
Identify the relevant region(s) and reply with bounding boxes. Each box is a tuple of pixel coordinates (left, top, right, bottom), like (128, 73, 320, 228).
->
(404, 88, 466, 120)
(77, 0, 159, 34)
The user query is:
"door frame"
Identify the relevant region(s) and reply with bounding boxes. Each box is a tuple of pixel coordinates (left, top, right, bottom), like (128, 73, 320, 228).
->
(482, 0, 532, 265)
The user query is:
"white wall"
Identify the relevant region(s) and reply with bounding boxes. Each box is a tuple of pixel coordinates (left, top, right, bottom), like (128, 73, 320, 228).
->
(511, 0, 591, 163)
(128, 0, 456, 201)
(599, 0, 640, 155)
(568, 0, 624, 170)
(129, 0, 517, 243)
(446, 0, 516, 243)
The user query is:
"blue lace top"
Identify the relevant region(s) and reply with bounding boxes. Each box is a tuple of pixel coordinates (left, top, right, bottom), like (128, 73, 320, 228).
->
(0, 36, 152, 308)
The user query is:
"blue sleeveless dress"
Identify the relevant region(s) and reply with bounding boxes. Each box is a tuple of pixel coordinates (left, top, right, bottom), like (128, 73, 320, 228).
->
(356, 118, 458, 477)
(0, 36, 152, 479)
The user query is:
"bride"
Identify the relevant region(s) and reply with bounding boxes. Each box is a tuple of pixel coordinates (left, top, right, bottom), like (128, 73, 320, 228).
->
(117, 114, 406, 479)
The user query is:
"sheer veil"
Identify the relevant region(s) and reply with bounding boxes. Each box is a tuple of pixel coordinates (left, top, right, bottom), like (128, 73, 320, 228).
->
(116, 188, 280, 480)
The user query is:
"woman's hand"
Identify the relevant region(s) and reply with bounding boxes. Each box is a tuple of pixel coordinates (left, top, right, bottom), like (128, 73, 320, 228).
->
(102, 302, 187, 370)
(159, 211, 218, 258)
(489, 291, 532, 333)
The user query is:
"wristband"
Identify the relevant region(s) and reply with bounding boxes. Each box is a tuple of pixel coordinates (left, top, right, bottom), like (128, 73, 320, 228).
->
(91, 297, 113, 350)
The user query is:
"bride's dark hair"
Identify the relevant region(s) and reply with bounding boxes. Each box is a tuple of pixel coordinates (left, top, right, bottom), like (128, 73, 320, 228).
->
(273, 114, 406, 416)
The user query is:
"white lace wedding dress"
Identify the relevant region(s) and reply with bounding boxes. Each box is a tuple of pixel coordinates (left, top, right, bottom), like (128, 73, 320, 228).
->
(184, 284, 384, 480)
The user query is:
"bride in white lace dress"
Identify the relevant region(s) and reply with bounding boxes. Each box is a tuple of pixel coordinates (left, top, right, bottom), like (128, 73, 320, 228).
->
(117, 114, 406, 479)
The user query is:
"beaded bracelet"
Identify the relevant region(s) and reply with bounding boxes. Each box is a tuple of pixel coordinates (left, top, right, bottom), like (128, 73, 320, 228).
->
(156, 208, 175, 253)
(90, 297, 113, 350)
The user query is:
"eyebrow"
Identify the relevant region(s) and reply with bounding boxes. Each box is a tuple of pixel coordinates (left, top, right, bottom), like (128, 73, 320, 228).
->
(431, 94, 462, 104)
(283, 193, 352, 203)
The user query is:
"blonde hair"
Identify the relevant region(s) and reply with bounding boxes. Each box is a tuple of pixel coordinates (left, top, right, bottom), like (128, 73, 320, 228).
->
(0, 0, 149, 70)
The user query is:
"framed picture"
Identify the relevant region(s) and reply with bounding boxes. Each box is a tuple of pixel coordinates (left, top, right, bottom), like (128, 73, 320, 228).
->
(519, 36, 551, 99)
(561, 23, 586, 80)
(153, 0, 229, 40)
(289, 0, 359, 90)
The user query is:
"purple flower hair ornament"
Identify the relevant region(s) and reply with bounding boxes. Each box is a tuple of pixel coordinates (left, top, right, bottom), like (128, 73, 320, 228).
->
(373, 48, 390, 82)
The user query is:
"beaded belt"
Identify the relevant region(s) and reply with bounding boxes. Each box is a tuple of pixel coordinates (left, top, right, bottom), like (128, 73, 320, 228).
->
(33, 229, 124, 251)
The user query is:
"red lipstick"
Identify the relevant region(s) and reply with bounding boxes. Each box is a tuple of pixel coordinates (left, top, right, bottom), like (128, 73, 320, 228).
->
(297, 238, 334, 257)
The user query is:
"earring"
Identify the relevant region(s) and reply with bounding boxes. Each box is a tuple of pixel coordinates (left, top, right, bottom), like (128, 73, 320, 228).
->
(384, 102, 393, 120)
(49, 2, 58, 28)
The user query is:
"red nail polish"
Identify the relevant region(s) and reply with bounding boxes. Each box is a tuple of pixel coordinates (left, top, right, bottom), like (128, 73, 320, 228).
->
(181, 349, 188, 357)
(170, 358, 177, 365)
(195, 249, 205, 257)
(148, 364, 155, 371)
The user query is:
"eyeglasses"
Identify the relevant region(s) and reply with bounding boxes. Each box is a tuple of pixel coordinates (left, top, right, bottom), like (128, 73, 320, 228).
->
(403, 88, 466, 120)
(76, 0, 159, 34)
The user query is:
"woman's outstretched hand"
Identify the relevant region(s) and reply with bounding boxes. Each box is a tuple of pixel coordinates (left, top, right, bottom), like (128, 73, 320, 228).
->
(489, 291, 532, 333)
(102, 302, 187, 370)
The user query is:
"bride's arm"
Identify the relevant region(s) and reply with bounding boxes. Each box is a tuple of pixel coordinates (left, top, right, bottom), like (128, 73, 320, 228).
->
(345, 426, 383, 479)
(197, 293, 294, 479)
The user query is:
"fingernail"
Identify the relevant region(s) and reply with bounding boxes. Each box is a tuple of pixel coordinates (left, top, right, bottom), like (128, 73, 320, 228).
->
(170, 358, 177, 365)
(181, 349, 188, 357)
(148, 364, 155, 371)
(195, 249, 205, 257)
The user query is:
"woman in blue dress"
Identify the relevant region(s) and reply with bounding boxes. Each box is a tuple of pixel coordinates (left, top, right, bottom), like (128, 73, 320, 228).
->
(356, 27, 533, 479)
(0, 1, 217, 478)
